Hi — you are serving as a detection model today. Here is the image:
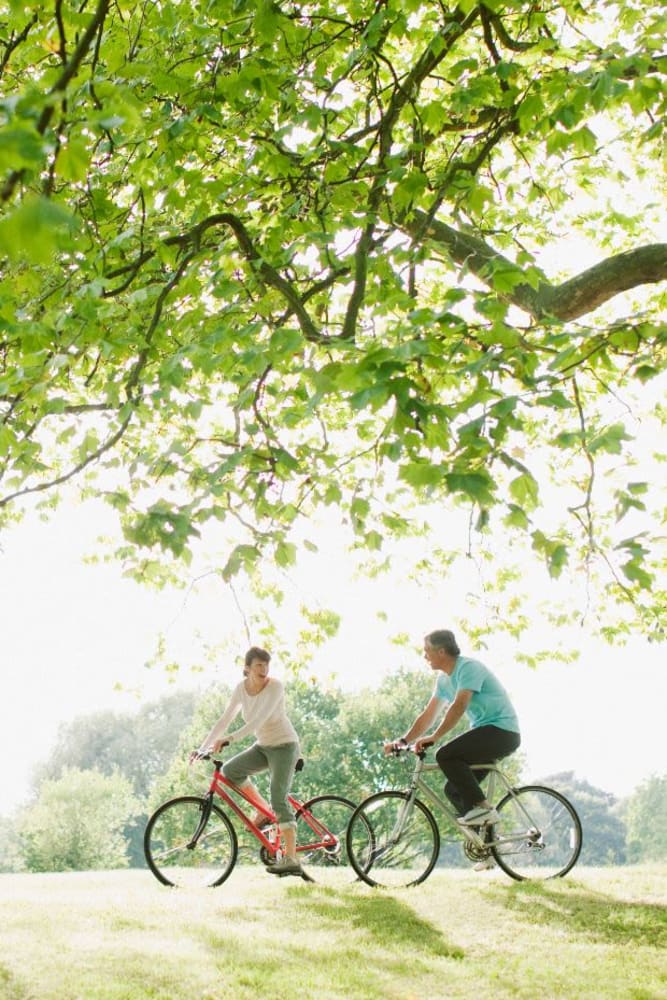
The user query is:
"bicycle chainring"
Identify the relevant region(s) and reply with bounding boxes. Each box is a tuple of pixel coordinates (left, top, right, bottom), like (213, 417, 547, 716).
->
(463, 841, 492, 862)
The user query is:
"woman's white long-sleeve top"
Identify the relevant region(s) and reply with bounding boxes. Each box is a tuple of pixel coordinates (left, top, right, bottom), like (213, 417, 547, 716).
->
(208, 678, 298, 747)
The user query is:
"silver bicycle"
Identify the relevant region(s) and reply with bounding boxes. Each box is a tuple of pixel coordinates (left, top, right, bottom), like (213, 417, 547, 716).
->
(346, 746, 582, 887)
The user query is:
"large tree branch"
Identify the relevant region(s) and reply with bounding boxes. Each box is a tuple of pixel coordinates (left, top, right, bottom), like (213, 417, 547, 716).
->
(340, 6, 482, 340)
(406, 209, 667, 321)
(541, 246, 667, 320)
(104, 212, 326, 342)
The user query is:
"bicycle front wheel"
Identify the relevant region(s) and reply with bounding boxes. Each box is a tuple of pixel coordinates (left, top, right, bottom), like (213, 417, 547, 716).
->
(346, 791, 440, 888)
(295, 794, 360, 886)
(144, 795, 238, 888)
(491, 785, 582, 881)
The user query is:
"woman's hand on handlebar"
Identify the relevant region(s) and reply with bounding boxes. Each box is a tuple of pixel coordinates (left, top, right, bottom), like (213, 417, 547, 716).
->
(414, 737, 434, 755)
(189, 739, 229, 765)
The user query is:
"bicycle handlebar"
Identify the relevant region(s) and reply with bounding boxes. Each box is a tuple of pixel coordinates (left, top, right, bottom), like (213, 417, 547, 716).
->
(189, 744, 229, 766)
(190, 749, 305, 772)
(388, 741, 431, 760)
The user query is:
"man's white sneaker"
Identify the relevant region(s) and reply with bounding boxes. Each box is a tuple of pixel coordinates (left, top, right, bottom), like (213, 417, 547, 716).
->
(473, 856, 496, 871)
(457, 806, 500, 826)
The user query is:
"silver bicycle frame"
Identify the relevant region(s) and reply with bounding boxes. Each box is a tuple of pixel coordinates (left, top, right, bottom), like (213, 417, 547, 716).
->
(402, 755, 540, 853)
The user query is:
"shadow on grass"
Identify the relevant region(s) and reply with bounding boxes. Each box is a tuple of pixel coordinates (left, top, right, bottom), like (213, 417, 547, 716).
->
(492, 880, 667, 948)
(198, 884, 463, 999)
(0, 964, 30, 1000)
(287, 883, 464, 960)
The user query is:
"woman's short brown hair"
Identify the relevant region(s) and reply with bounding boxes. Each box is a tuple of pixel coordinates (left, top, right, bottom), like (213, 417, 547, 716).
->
(244, 646, 271, 667)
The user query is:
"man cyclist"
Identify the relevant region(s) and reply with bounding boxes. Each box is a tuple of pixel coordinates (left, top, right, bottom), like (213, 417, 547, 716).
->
(386, 629, 520, 827)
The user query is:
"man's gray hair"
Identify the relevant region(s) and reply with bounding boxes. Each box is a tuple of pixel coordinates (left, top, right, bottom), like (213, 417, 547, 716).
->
(425, 629, 461, 656)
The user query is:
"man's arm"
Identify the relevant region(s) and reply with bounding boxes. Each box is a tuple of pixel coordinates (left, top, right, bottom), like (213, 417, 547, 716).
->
(385, 695, 442, 753)
(404, 696, 442, 742)
(416, 689, 472, 750)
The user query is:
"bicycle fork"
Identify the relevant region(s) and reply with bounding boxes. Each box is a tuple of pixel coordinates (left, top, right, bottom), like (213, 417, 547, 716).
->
(392, 793, 416, 841)
(370, 790, 418, 864)
(186, 794, 214, 850)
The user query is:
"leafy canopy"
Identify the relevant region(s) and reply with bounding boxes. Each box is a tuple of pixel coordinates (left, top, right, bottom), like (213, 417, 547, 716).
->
(1, 0, 666, 639)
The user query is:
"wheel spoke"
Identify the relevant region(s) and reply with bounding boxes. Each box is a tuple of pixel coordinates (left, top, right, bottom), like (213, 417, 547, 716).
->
(491, 786, 581, 881)
(346, 792, 440, 888)
(295, 795, 361, 886)
(144, 796, 237, 888)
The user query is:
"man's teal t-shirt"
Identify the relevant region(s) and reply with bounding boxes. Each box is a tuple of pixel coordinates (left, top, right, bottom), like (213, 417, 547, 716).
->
(434, 656, 519, 733)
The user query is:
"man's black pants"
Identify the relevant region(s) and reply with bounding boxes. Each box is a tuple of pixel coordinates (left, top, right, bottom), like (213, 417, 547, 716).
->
(435, 725, 521, 815)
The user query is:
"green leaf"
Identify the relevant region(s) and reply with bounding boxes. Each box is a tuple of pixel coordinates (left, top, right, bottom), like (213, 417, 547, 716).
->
(588, 423, 632, 455)
(399, 463, 444, 488)
(56, 140, 91, 182)
(621, 560, 654, 589)
(222, 544, 261, 581)
(531, 531, 569, 578)
(275, 541, 297, 568)
(445, 472, 496, 506)
(614, 482, 648, 521)
(0, 126, 45, 171)
(509, 473, 539, 510)
(392, 170, 428, 212)
(0, 196, 78, 263)
(504, 503, 530, 530)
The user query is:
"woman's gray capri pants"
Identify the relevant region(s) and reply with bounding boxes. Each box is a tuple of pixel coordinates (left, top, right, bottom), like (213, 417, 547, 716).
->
(222, 741, 300, 826)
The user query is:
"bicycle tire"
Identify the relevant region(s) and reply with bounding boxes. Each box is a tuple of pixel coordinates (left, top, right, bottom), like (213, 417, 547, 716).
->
(144, 795, 238, 888)
(491, 784, 582, 881)
(346, 790, 440, 888)
(294, 794, 362, 885)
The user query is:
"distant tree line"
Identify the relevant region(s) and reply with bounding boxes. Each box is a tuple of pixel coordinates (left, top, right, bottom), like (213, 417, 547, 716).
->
(1, 673, 664, 873)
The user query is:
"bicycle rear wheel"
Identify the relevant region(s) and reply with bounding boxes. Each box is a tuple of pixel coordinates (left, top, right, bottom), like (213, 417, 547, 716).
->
(491, 785, 582, 881)
(144, 795, 238, 888)
(295, 794, 361, 886)
(346, 791, 440, 888)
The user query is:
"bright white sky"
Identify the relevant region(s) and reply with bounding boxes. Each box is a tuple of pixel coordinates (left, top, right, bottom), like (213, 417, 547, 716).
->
(1, 491, 665, 818)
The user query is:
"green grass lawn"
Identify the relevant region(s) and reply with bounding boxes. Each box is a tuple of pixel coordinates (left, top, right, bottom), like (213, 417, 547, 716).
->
(0, 865, 665, 1000)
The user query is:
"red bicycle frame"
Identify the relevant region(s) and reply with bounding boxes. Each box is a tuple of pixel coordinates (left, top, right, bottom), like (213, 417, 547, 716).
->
(206, 759, 340, 858)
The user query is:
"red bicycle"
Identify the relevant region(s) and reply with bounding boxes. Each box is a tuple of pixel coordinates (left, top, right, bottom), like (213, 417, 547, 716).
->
(144, 754, 363, 887)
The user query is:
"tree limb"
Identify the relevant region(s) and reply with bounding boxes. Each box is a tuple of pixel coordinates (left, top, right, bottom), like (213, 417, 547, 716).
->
(104, 212, 326, 343)
(0, 11, 40, 77)
(542, 246, 667, 321)
(406, 209, 667, 321)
